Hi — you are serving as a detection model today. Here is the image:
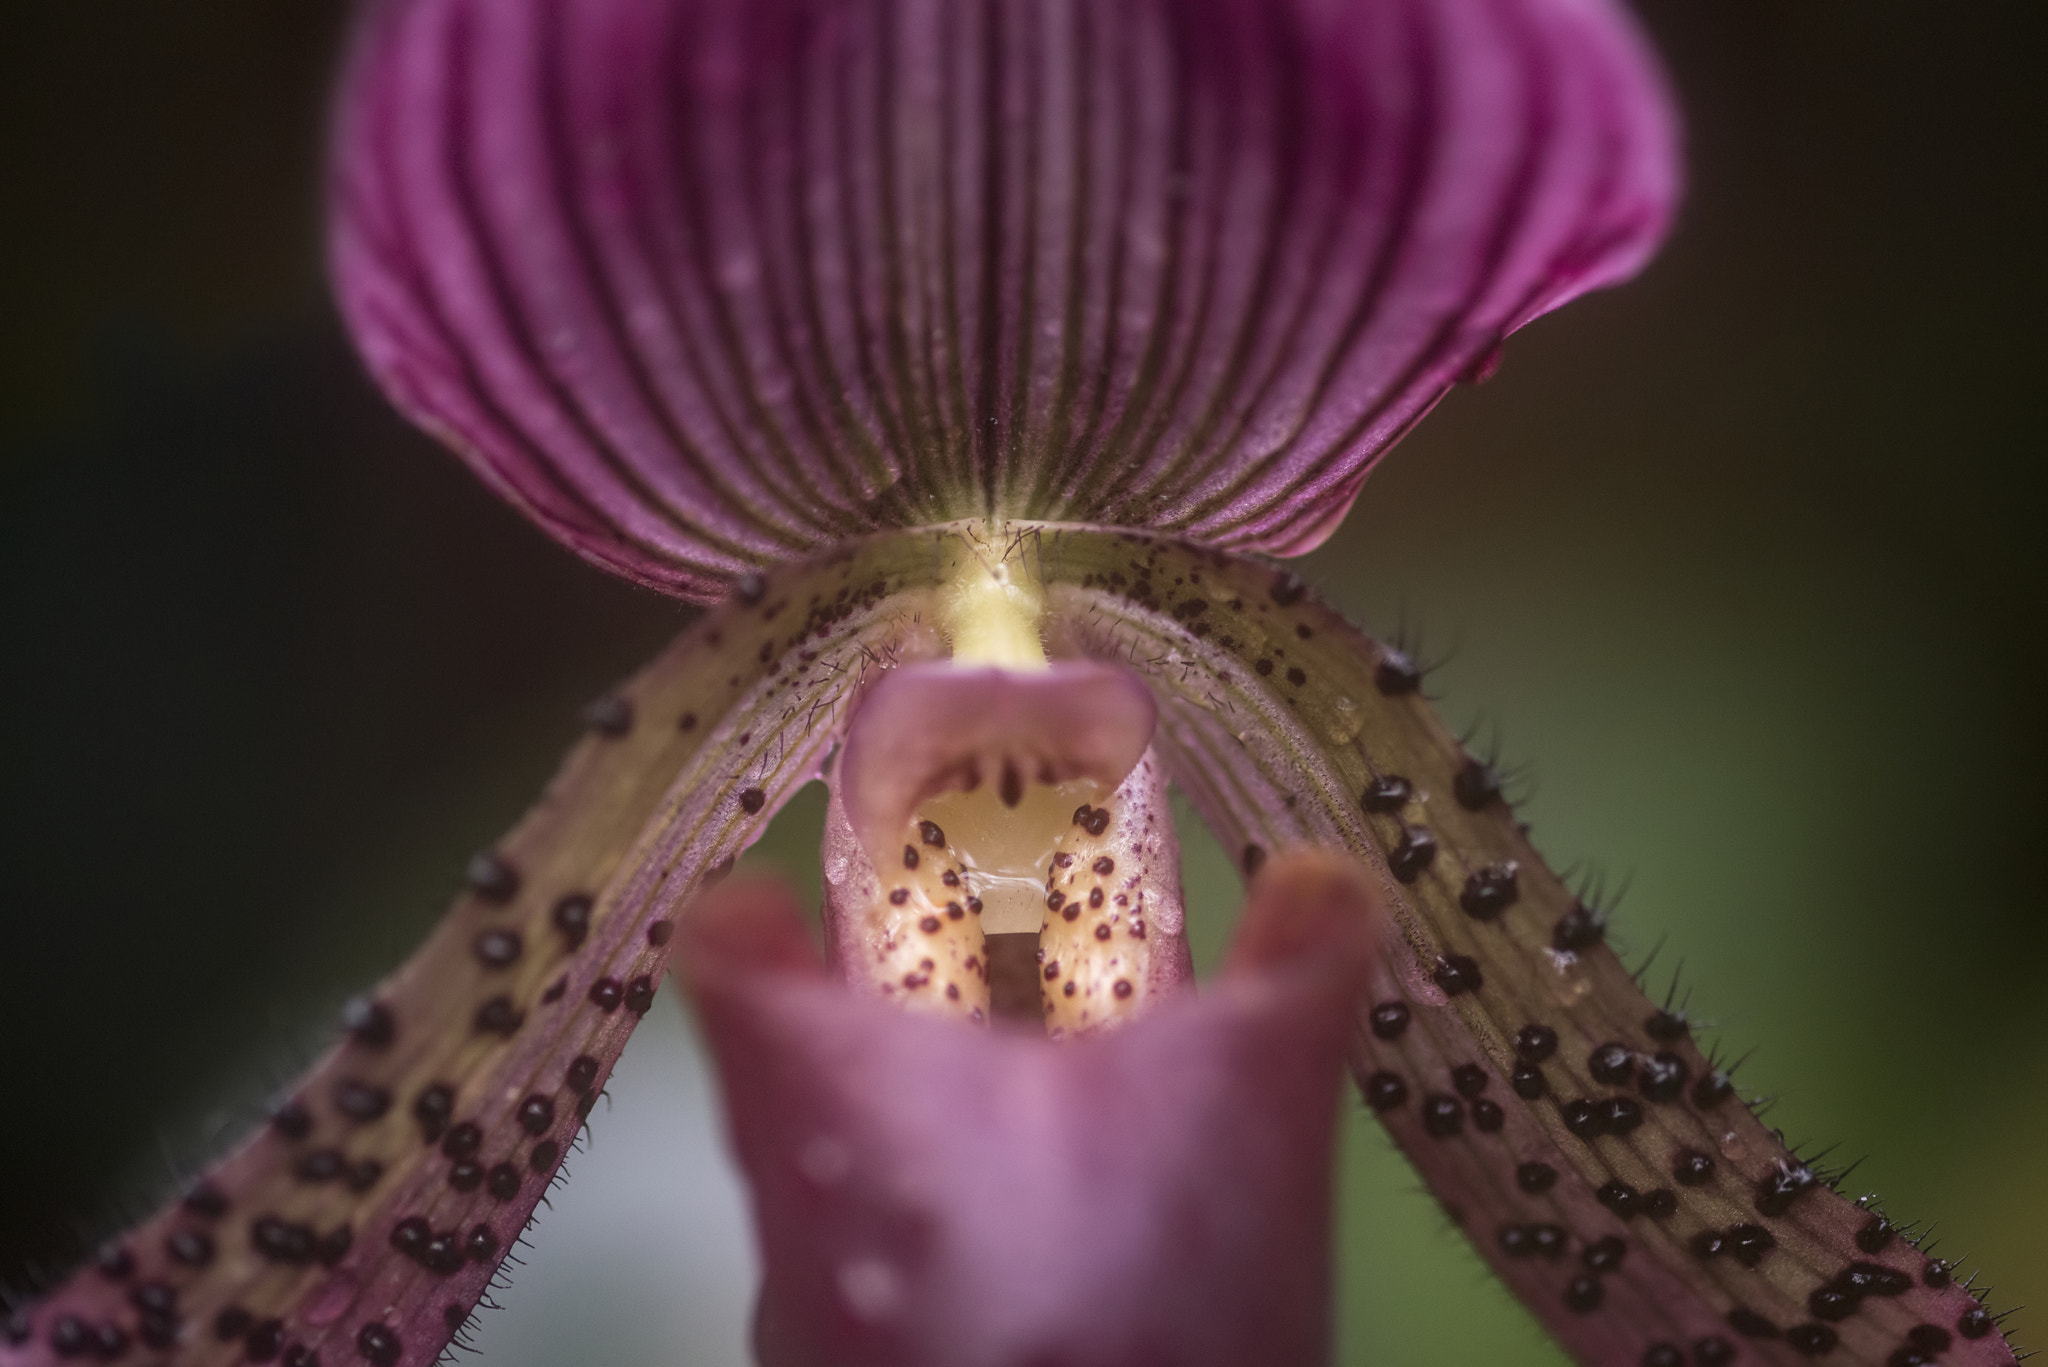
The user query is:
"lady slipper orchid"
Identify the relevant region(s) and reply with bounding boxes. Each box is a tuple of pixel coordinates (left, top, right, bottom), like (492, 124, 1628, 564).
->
(0, 1, 2021, 1366)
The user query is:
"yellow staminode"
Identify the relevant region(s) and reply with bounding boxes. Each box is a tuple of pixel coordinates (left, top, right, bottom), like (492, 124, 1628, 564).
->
(942, 535, 1048, 669)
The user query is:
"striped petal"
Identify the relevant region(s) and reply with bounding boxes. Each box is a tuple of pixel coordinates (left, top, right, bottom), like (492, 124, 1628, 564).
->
(330, 0, 1679, 601)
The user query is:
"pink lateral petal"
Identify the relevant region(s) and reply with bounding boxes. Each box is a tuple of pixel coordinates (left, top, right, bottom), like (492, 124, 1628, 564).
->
(680, 851, 1381, 1367)
(329, 0, 1680, 597)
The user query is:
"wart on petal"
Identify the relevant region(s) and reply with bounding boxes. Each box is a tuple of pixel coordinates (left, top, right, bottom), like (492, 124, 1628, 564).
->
(681, 851, 1382, 1367)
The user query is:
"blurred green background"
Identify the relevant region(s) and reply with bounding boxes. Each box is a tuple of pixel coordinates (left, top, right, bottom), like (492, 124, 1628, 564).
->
(3, 3, 2044, 1362)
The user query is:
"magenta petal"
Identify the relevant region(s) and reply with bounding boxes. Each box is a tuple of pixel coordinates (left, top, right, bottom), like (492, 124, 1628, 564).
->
(682, 853, 1381, 1367)
(330, 0, 1680, 596)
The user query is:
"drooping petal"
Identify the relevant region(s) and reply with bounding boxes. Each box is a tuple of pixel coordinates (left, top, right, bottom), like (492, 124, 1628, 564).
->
(0, 535, 958, 1367)
(680, 851, 1378, 1367)
(330, 0, 1680, 600)
(1020, 525, 2022, 1367)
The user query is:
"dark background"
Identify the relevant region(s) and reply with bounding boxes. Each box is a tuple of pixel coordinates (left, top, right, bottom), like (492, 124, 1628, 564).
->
(3, 3, 2045, 1362)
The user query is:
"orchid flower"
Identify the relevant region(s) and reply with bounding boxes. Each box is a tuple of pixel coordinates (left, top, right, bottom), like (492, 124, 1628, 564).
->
(0, 1, 2021, 1365)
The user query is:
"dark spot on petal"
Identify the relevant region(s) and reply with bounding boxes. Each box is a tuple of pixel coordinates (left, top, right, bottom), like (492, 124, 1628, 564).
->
(1642, 1344, 1683, 1367)
(486, 1163, 521, 1200)
(214, 1306, 254, 1341)
(1516, 1162, 1557, 1194)
(1729, 1308, 1779, 1339)
(1000, 762, 1025, 808)
(1240, 843, 1267, 878)
(1364, 1072, 1408, 1110)
(1369, 1001, 1411, 1040)
(1908, 1324, 1953, 1352)
(1390, 826, 1438, 882)
(1531, 1225, 1567, 1260)
(582, 694, 633, 736)
(1511, 1062, 1547, 1099)
(1451, 1064, 1489, 1098)
(1694, 1337, 1736, 1367)
(1562, 1099, 1605, 1139)
(1564, 1275, 1604, 1313)
(1642, 1187, 1678, 1218)
(1646, 1009, 1689, 1041)
(294, 1148, 344, 1183)
(1786, 1324, 1838, 1355)
(1432, 953, 1481, 995)
(1729, 1223, 1777, 1269)
(1755, 1162, 1818, 1217)
(1809, 1286, 1858, 1322)
(1460, 864, 1519, 921)
(889, 887, 910, 906)
(1113, 979, 1134, 1000)
(1582, 1235, 1627, 1273)
(919, 820, 947, 847)
(466, 1225, 500, 1261)
(1375, 649, 1421, 695)
(1421, 1095, 1464, 1137)
(589, 978, 623, 1011)
(1363, 775, 1412, 813)
(356, 1323, 402, 1367)
(646, 919, 673, 947)
(1270, 571, 1308, 607)
(342, 998, 396, 1050)
(333, 1080, 392, 1122)
(552, 893, 594, 949)
(1516, 1023, 1558, 1062)
(1692, 1069, 1735, 1109)
(450, 1117, 490, 1162)
(1589, 1043, 1635, 1086)
(739, 787, 767, 815)
(1597, 1095, 1645, 1134)
(447, 1161, 482, 1193)
(465, 851, 520, 903)
(624, 976, 656, 1013)
(1674, 1150, 1716, 1186)
(1638, 1051, 1689, 1103)
(1553, 904, 1606, 952)
(473, 995, 524, 1036)
(1454, 760, 1502, 810)
(167, 1228, 216, 1267)
(318, 1225, 353, 1267)
(473, 928, 523, 969)
(1471, 1098, 1505, 1133)
(1596, 1181, 1641, 1218)
(516, 1095, 555, 1136)
(530, 1139, 561, 1172)
(272, 1101, 313, 1141)
(1958, 1306, 1994, 1339)
(1923, 1259, 1953, 1288)
(1286, 666, 1307, 687)
(567, 1055, 600, 1092)
(46, 1315, 90, 1357)
(1092, 856, 1115, 876)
